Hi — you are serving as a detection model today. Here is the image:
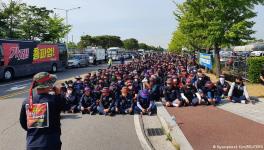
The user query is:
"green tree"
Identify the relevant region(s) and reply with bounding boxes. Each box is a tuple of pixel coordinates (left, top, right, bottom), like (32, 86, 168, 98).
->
(175, 0, 264, 75)
(1, 1, 24, 38)
(168, 29, 188, 53)
(123, 38, 139, 50)
(78, 35, 123, 49)
(77, 35, 95, 49)
(0, 8, 7, 38)
(139, 43, 149, 50)
(20, 5, 52, 40)
(42, 15, 71, 43)
(67, 42, 77, 49)
(94, 35, 123, 49)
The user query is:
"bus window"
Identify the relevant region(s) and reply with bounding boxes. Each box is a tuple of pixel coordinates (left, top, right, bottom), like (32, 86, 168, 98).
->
(58, 44, 68, 67)
(0, 45, 3, 58)
(0, 45, 3, 66)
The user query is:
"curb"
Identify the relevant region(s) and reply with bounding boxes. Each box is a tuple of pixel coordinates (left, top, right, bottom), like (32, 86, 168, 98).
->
(134, 115, 154, 150)
(156, 102, 193, 150)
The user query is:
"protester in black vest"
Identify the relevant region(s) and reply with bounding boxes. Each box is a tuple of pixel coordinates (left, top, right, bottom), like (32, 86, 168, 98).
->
(216, 75, 230, 97)
(260, 69, 264, 85)
(228, 76, 250, 104)
(19, 72, 65, 150)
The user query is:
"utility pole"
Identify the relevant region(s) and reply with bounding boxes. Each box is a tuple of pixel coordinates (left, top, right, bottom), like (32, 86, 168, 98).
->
(54, 7, 81, 44)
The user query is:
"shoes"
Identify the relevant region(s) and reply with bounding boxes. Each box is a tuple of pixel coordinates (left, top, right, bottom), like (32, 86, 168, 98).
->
(148, 112, 152, 116)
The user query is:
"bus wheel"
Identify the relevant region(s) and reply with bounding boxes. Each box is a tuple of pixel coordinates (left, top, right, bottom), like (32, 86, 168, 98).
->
(51, 64, 57, 73)
(4, 69, 14, 81)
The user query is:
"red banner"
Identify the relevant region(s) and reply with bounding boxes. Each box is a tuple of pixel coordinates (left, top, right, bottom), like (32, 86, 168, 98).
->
(3, 43, 30, 66)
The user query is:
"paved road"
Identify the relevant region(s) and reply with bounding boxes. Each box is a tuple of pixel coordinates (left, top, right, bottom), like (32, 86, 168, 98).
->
(0, 61, 143, 150)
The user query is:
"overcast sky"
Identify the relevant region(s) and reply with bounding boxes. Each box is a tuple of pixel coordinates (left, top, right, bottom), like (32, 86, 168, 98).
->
(2, 0, 264, 48)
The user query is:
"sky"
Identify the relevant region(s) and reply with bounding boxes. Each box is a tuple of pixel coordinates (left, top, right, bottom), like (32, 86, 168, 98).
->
(2, 0, 264, 48)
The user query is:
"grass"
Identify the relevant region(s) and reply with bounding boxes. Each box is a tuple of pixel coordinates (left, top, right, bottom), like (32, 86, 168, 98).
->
(166, 133, 172, 141)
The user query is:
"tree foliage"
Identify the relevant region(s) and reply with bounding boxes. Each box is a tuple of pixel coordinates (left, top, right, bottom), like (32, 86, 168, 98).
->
(168, 29, 187, 53)
(0, 1, 70, 42)
(173, 0, 264, 75)
(123, 38, 139, 50)
(78, 35, 123, 49)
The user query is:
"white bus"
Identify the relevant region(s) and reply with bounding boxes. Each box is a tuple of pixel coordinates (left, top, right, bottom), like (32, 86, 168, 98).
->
(138, 49, 145, 55)
(107, 47, 124, 60)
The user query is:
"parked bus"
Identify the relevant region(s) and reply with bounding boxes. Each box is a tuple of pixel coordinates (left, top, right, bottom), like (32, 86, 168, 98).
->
(0, 39, 68, 80)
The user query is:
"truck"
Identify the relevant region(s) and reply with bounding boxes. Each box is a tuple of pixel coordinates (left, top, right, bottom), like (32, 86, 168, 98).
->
(0, 39, 68, 80)
(85, 47, 106, 65)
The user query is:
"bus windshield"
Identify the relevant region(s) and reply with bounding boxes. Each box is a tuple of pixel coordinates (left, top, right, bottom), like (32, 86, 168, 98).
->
(109, 50, 117, 54)
(69, 55, 81, 60)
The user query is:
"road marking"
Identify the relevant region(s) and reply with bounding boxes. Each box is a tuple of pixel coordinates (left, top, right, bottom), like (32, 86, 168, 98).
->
(0, 89, 29, 100)
(0, 79, 32, 87)
(6, 83, 30, 92)
(134, 115, 153, 150)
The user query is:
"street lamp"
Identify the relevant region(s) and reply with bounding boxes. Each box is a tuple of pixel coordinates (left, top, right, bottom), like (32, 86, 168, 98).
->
(54, 7, 81, 43)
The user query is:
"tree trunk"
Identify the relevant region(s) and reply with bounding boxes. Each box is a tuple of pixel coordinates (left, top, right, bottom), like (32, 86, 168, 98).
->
(214, 43, 221, 76)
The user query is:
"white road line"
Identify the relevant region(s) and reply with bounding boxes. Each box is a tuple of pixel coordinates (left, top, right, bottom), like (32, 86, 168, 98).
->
(0, 79, 32, 87)
(6, 83, 30, 92)
(134, 115, 152, 150)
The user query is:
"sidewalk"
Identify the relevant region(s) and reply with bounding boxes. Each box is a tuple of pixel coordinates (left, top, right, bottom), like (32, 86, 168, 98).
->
(165, 103, 264, 150)
(218, 99, 264, 125)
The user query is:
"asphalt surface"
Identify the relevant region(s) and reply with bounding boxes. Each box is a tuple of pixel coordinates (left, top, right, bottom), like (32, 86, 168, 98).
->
(0, 61, 143, 150)
(166, 106, 264, 150)
(0, 63, 112, 97)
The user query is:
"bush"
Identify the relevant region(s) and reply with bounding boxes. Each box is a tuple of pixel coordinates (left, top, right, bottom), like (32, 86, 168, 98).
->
(247, 57, 264, 83)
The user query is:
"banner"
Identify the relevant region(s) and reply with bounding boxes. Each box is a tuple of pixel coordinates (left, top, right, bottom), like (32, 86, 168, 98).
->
(2, 42, 59, 66)
(3, 43, 30, 66)
(26, 103, 49, 129)
(199, 53, 212, 69)
(33, 44, 59, 64)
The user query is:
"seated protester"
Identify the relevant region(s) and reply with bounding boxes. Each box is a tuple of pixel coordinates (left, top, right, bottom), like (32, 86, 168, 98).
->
(93, 85, 102, 102)
(204, 81, 221, 105)
(216, 75, 230, 97)
(149, 77, 161, 101)
(142, 74, 150, 89)
(65, 84, 79, 113)
(180, 79, 202, 106)
(171, 75, 180, 88)
(60, 83, 67, 97)
(97, 87, 116, 116)
(260, 69, 264, 85)
(102, 75, 110, 87)
(135, 89, 157, 116)
(73, 76, 84, 100)
(109, 82, 120, 99)
(133, 75, 142, 95)
(116, 74, 125, 88)
(163, 78, 181, 107)
(83, 77, 94, 90)
(78, 87, 97, 115)
(188, 73, 197, 85)
(228, 76, 250, 104)
(116, 87, 134, 114)
(195, 70, 210, 96)
(179, 68, 188, 85)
